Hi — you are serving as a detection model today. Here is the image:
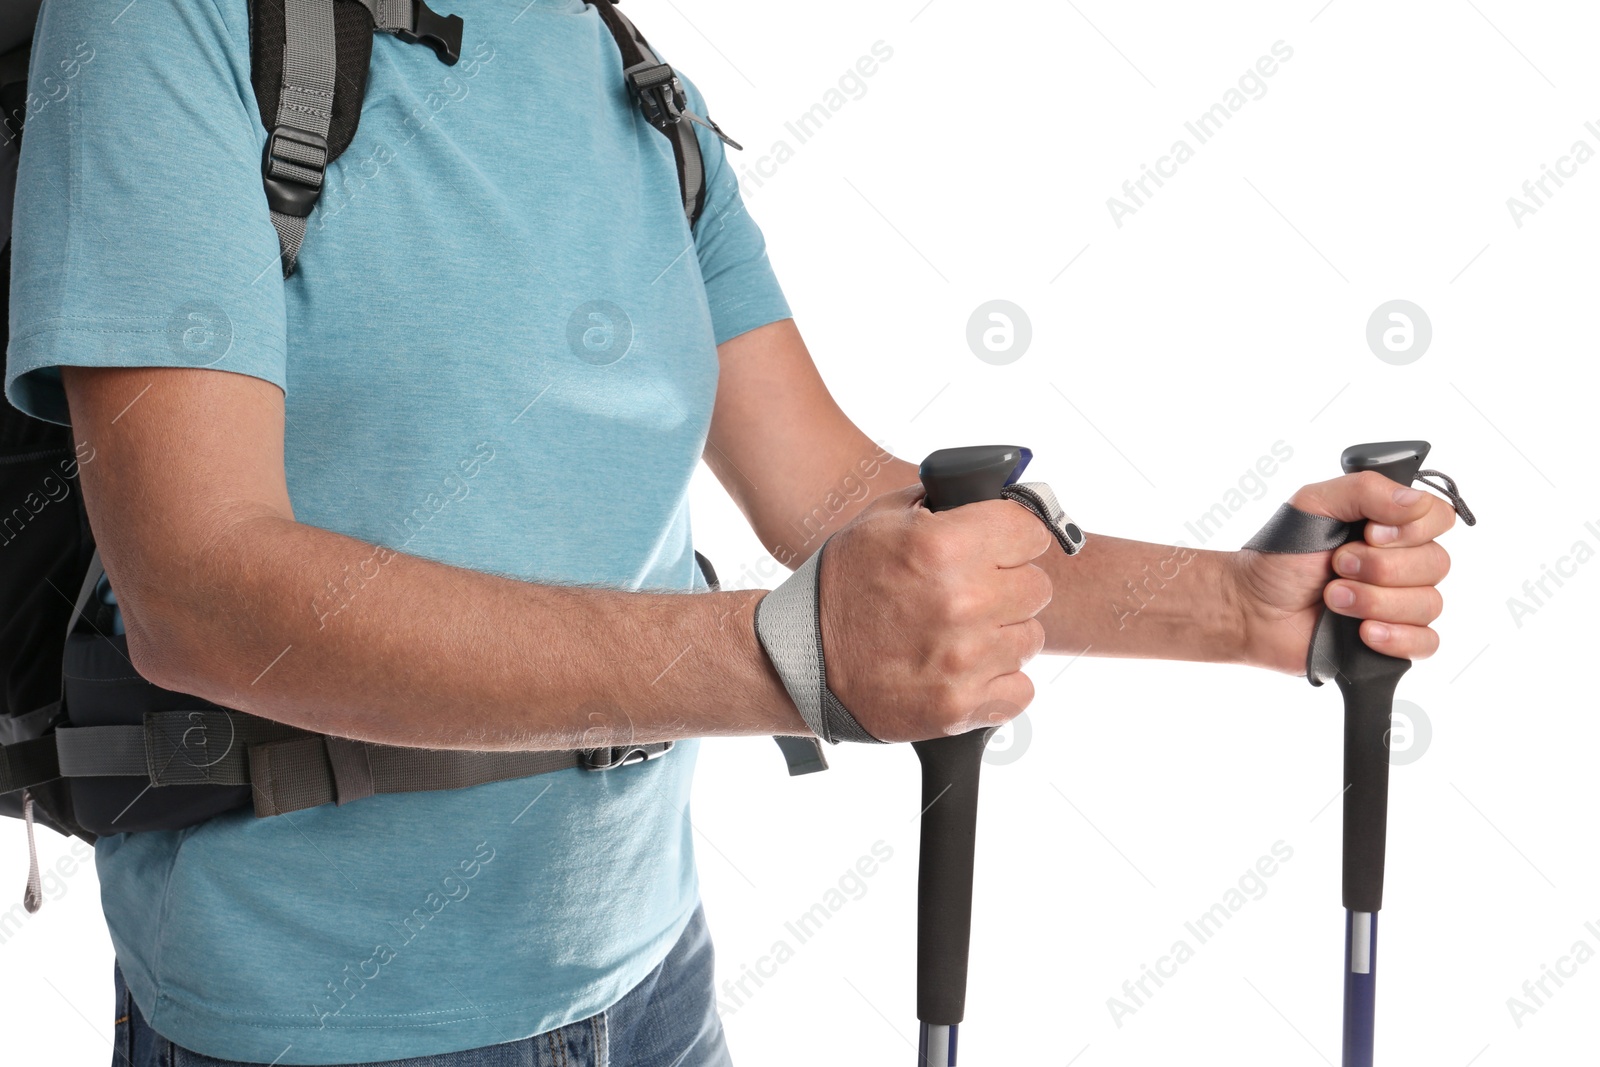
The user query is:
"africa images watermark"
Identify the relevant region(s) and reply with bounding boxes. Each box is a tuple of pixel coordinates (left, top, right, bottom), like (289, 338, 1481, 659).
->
(0, 440, 95, 549)
(1505, 919, 1600, 1030)
(735, 41, 895, 202)
(0, 39, 94, 151)
(0, 837, 95, 946)
(1504, 119, 1600, 229)
(1504, 519, 1599, 629)
(308, 840, 497, 1028)
(716, 839, 895, 1017)
(311, 441, 497, 629)
(1106, 840, 1295, 1028)
(307, 39, 497, 239)
(1107, 41, 1295, 228)
(770, 438, 898, 568)
(1112, 440, 1296, 630)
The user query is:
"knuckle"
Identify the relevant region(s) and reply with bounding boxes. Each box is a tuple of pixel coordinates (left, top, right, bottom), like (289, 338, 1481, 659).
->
(1433, 541, 1452, 581)
(1021, 518, 1052, 557)
(907, 524, 958, 573)
(1010, 671, 1036, 711)
(1432, 494, 1457, 532)
(1357, 470, 1393, 497)
(1020, 618, 1046, 663)
(929, 688, 964, 729)
(1354, 547, 1386, 584)
(1008, 506, 1049, 546)
(935, 583, 981, 628)
(935, 638, 980, 678)
(1329, 582, 1362, 612)
(1027, 566, 1054, 612)
(944, 685, 987, 733)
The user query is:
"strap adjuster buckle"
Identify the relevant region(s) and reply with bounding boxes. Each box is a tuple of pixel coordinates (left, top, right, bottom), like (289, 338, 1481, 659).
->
(624, 61, 686, 130)
(396, 0, 464, 65)
(261, 126, 329, 218)
(578, 740, 675, 771)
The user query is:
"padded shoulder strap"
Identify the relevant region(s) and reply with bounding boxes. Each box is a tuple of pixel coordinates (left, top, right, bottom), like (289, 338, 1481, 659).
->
(252, 0, 461, 277)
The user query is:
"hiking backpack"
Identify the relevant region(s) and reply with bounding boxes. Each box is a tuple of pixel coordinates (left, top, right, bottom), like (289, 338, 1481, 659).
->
(0, 0, 826, 909)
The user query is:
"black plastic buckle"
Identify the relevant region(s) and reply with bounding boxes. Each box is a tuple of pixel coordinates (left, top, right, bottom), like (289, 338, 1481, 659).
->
(261, 126, 328, 218)
(397, 0, 464, 65)
(578, 740, 675, 771)
(624, 61, 686, 131)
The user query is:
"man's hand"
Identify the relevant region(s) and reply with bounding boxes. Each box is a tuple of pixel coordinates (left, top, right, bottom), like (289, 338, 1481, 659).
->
(1231, 471, 1457, 676)
(815, 484, 1056, 742)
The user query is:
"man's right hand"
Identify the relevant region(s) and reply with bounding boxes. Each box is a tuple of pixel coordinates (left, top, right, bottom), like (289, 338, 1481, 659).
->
(816, 483, 1056, 743)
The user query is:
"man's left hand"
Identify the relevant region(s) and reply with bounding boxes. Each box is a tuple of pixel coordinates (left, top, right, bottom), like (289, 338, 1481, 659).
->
(1231, 472, 1458, 676)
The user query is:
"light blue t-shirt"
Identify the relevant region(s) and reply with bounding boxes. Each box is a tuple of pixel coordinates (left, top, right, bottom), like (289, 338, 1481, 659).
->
(5, 1, 790, 1062)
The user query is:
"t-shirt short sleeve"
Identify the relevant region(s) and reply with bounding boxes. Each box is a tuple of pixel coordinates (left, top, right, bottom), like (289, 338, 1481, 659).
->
(680, 75, 791, 347)
(5, 0, 289, 427)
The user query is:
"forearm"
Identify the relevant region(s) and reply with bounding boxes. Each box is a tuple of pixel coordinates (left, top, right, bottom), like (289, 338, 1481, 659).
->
(127, 515, 807, 751)
(1032, 534, 1247, 663)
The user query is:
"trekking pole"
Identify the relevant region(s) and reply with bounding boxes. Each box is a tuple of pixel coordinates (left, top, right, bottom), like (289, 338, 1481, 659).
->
(1326, 442, 1424, 1067)
(911, 445, 1084, 1067)
(1283, 441, 1474, 1067)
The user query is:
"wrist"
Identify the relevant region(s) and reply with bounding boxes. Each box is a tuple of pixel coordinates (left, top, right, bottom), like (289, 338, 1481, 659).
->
(1212, 549, 1257, 668)
(720, 589, 812, 737)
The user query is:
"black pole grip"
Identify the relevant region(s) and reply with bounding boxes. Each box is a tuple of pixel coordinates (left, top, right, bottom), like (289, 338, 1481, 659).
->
(912, 726, 994, 1024)
(1333, 441, 1427, 914)
(909, 445, 1032, 1025)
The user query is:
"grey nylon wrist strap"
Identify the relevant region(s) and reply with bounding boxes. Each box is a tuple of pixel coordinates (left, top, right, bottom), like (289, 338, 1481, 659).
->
(753, 540, 882, 748)
(754, 480, 1085, 756)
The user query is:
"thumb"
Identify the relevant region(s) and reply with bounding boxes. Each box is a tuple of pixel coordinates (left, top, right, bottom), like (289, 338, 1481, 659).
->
(1290, 470, 1438, 528)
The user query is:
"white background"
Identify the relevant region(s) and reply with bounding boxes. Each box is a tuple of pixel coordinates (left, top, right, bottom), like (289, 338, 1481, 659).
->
(5, 1, 1598, 1064)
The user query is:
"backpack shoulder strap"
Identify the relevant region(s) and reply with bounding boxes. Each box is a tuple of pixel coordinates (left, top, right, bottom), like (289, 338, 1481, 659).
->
(589, 0, 741, 229)
(254, 0, 462, 277)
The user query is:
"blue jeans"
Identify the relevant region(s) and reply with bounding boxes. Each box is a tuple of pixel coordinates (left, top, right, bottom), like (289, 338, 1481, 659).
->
(115, 902, 733, 1067)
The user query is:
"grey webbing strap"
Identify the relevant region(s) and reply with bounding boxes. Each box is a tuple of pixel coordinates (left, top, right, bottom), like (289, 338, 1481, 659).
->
(753, 539, 884, 749)
(773, 735, 829, 775)
(691, 551, 828, 776)
(323, 735, 375, 803)
(49, 715, 617, 815)
(349, 0, 463, 61)
(1243, 504, 1366, 687)
(57, 712, 302, 787)
(1001, 482, 1086, 555)
(1242, 504, 1355, 557)
(266, 0, 337, 277)
(670, 113, 704, 222)
(55, 726, 149, 778)
(349, 0, 411, 29)
(249, 738, 582, 816)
